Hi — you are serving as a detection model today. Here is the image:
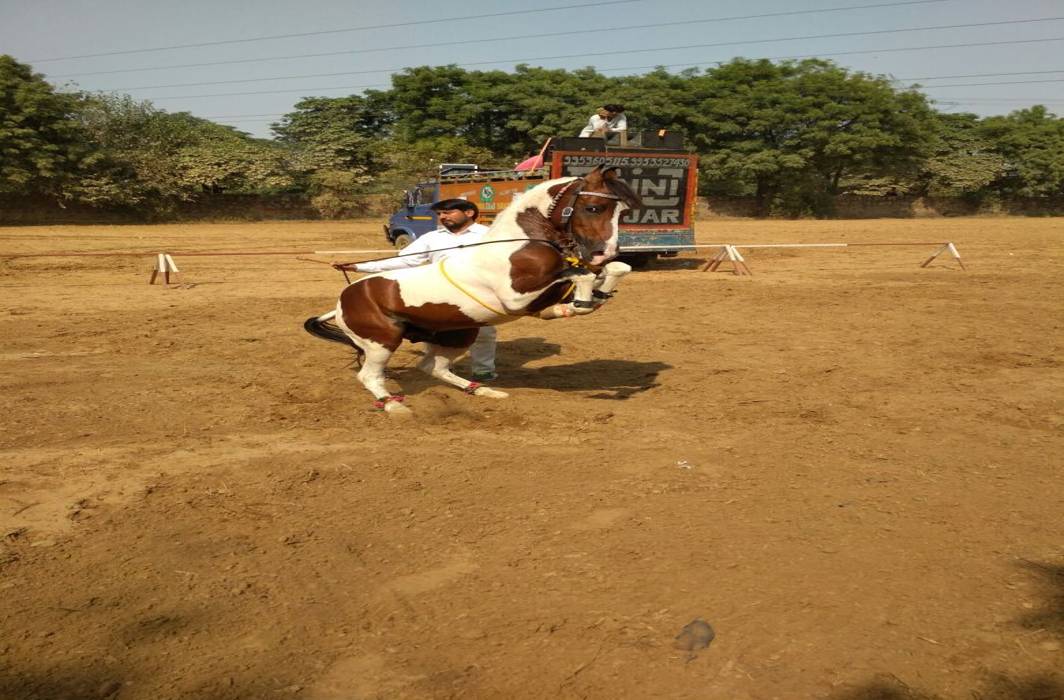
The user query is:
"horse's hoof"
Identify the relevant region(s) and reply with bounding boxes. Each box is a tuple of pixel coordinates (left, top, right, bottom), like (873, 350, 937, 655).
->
(374, 395, 412, 415)
(473, 387, 508, 399)
(384, 402, 413, 416)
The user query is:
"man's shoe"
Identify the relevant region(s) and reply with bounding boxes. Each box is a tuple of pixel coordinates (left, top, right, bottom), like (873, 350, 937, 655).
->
(471, 371, 498, 382)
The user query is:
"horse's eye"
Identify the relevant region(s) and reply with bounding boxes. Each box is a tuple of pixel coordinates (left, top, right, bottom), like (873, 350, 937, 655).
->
(584, 205, 602, 213)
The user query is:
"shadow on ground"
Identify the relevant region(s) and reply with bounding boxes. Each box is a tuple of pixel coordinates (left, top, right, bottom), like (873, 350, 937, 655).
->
(644, 256, 707, 271)
(402, 336, 671, 400)
(1017, 559, 1064, 639)
(830, 559, 1064, 700)
(494, 358, 671, 399)
(832, 672, 1064, 700)
(0, 665, 123, 700)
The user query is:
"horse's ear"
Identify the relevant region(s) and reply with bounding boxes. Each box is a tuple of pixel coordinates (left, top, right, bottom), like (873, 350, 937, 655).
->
(583, 165, 606, 187)
(603, 167, 643, 208)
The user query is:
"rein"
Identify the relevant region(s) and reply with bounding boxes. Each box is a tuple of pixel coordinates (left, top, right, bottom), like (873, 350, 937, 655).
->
(330, 237, 563, 271)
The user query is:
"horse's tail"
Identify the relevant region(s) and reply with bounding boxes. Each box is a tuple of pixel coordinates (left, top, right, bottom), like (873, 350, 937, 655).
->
(304, 311, 360, 350)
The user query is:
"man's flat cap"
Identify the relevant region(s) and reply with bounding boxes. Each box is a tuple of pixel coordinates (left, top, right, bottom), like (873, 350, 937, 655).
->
(430, 198, 479, 215)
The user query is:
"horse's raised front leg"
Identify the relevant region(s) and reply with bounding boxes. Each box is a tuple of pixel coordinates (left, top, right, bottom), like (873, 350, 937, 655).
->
(568, 269, 598, 313)
(592, 261, 632, 307)
(418, 337, 509, 400)
(538, 264, 631, 320)
(536, 270, 598, 320)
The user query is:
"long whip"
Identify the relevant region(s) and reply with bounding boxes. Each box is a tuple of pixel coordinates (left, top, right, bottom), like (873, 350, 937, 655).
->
(330, 237, 564, 272)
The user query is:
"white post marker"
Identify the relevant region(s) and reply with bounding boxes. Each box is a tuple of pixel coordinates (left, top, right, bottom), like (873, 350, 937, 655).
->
(920, 241, 966, 270)
(700, 244, 753, 276)
(149, 253, 182, 285)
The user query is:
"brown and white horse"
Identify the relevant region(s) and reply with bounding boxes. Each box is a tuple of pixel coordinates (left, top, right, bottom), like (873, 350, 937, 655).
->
(304, 166, 641, 414)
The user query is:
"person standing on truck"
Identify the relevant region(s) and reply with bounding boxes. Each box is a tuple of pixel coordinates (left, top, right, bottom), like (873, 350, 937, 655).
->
(579, 104, 627, 139)
(345, 199, 499, 382)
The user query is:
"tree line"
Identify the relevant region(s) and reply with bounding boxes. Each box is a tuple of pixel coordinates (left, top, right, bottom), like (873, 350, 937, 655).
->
(2, 54, 1062, 218)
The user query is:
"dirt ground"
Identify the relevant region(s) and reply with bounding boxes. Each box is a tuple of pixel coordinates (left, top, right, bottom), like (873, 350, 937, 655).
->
(0, 217, 1061, 700)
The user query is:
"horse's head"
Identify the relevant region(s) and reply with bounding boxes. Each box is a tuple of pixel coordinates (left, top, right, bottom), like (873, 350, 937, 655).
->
(543, 166, 642, 265)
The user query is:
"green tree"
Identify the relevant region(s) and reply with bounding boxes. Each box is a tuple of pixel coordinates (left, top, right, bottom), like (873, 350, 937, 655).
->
(917, 112, 1007, 198)
(979, 106, 1064, 197)
(611, 67, 705, 142)
(74, 93, 293, 210)
(693, 59, 936, 215)
(0, 55, 87, 197)
(272, 94, 390, 174)
(375, 135, 495, 190)
(473, 65, 616, 157)
(176, 136, 292, 194)
(387, 65, 479, 144)
(387, 64, 617, 158)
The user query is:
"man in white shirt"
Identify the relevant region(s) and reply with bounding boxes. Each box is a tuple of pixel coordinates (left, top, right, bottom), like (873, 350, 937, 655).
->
(579, 104, 627, 139)
(348, 199, 498, 381)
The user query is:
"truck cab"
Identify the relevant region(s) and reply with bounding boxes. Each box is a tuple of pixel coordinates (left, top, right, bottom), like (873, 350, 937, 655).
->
(383, 165, 480, 248)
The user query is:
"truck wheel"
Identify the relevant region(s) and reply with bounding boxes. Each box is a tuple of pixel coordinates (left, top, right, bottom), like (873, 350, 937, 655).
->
(393, 233, 413, 250)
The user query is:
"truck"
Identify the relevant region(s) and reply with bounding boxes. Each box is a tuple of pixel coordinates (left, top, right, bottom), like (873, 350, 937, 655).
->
(383, 131, 698, 266)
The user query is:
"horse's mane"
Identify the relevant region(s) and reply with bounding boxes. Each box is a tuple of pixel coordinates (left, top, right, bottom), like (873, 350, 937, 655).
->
(481, 176, 579, 241)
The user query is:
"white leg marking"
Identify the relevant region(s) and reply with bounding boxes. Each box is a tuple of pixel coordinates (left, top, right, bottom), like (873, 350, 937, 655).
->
(420, 343, 508, 399)
(564, 270, 598, 316)
(593, 261, 632, 307)
(334, 303, 411, 414)
(595, 261, 631, 295)
(537, 304, 577, 320)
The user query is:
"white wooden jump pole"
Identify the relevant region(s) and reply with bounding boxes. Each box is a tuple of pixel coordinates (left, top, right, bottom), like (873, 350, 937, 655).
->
(0, 248, 394, 286)
(2, 242, 964, 282)
(142, 248, 394, 284)
(685, 241, 965, 275)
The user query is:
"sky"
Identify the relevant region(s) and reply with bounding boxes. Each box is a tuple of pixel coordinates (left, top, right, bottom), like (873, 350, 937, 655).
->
(2, 0, 1063, 139)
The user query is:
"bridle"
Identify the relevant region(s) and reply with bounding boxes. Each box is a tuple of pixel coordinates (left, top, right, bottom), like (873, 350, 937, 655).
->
(545, 176, 626, 264)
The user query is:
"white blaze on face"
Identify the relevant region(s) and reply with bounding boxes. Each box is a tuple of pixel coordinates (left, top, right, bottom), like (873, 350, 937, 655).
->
(590, 203, 626, 266)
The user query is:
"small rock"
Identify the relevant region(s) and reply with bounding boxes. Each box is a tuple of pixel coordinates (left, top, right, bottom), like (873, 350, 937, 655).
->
(673, 618, 715, 652)
(98, 679, 122, 697)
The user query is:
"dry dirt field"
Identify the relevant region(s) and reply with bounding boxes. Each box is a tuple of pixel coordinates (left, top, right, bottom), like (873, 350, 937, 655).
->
(0, 217, 1061, 700)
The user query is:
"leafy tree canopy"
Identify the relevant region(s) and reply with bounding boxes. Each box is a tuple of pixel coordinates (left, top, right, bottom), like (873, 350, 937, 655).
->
(979, 106, 1064, 197)
(4, 54, 1064, 218)
(0, 55, 87, 197)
